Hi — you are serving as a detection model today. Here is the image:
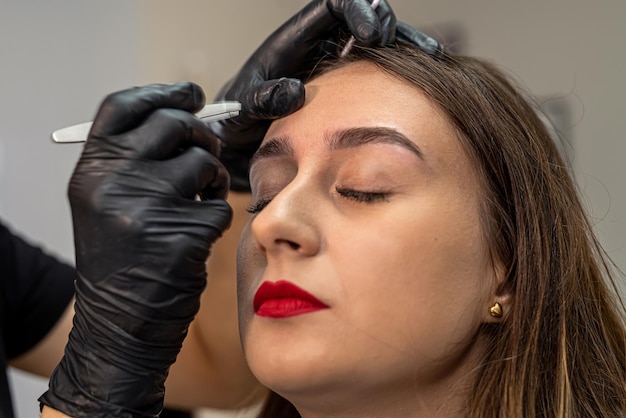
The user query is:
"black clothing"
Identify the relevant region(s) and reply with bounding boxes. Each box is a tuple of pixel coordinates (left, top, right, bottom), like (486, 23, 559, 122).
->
(0, 219, 76, 417)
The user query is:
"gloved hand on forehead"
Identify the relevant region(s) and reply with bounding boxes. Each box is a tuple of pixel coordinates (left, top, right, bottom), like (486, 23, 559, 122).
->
(211, 0, 442, 192)
(39, 82, 233, 417)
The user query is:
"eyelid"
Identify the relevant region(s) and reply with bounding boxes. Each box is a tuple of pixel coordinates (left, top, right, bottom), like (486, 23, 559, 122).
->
(335, 187, 389, 203)
(248, 189, 388, 214)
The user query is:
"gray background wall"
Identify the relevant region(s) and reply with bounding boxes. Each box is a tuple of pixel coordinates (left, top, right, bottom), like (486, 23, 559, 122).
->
(2, 1, 624, 416)
(1, 2, 140, 417)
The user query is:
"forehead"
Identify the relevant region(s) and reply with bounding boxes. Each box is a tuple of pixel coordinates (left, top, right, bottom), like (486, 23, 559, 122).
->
(264, 61, 463, 169)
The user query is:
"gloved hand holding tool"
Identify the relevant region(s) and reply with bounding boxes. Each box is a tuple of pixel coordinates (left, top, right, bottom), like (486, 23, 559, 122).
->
(39, 82, 233, 417)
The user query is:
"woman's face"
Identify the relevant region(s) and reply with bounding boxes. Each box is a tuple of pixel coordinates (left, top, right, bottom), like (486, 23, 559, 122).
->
(237, 61, 498, 412)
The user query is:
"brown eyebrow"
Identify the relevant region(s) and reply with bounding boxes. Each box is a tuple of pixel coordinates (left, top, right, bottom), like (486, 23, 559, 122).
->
(250, 127, 423, 167)
(249, 135, 295, 166)
(327, 127, 423, 158)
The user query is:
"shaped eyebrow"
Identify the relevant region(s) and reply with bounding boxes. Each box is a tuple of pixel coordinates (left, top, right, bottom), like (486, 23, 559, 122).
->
(250, 126, 423, 166)
(250, 135, 295, 164)
(327, 127, 423, 158)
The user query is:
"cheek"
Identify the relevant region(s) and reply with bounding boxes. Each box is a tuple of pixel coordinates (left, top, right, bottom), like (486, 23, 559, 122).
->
(346, 200, 488, 281)
(335, 204, 491, 342)
(412, 218, 488, 286)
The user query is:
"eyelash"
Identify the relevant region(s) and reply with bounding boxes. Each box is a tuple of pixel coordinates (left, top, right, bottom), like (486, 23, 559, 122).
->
(246, 188, 388, 214)
(246, 198, 272, 214)
(335, 187, 388, 204)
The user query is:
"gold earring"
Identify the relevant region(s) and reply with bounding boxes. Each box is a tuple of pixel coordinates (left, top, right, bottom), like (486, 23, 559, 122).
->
(489, 302, 503, 318)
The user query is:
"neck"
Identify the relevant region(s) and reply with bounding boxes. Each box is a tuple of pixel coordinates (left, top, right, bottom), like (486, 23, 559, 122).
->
(296, 379, 471, 418)
(290, 334, 488, 418)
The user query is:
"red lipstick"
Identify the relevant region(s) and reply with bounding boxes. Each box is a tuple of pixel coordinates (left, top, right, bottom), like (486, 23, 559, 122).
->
(254, 280, 329, 318)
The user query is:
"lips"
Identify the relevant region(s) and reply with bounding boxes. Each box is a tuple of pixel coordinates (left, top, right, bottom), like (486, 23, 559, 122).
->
(253, 280, 329, 318)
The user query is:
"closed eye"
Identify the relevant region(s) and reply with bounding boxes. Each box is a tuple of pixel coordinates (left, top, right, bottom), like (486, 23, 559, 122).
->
(247, 188, 388, 214)
(246, 197, 273, 214)
(336, 187, 388, 204)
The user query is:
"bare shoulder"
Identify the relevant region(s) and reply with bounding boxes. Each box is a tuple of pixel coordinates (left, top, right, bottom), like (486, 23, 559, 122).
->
(40, 405, 72, 417)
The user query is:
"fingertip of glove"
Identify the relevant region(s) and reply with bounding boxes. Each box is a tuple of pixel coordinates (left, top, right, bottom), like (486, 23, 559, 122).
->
(423, 37, 444, 58)
(189, 82, 207, 111)
(349, 21, 378, 43)
(274, 78, 306, 114)
(396, 22, 444, 58)
(250, 78, 305, 118)
(172, 81, 206, 112)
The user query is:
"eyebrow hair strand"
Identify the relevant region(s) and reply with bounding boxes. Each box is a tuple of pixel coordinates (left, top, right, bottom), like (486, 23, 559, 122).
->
(250, 135, 295, 166)
(251, 126, 423, 167)
(327, 127, 423, 159)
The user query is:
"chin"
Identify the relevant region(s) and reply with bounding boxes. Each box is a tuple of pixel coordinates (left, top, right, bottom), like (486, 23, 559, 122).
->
(250, 357, 332, 403)
(248, 351, 387, 418)
(250, 357, 350, 415)
(243, 325, 340, 395)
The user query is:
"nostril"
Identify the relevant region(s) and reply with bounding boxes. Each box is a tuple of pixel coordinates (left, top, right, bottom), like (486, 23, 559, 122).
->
(276, 239, 300, 251)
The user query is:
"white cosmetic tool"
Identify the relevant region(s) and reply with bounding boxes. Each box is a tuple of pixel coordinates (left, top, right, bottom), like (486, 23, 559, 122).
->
(51, 101, 241, 143)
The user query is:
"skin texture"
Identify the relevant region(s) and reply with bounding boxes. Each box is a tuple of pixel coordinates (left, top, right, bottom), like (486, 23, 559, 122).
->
(237, 62, 505, 417)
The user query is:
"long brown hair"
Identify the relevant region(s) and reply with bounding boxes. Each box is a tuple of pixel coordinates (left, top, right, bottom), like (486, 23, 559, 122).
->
(258, 41, 626, 418)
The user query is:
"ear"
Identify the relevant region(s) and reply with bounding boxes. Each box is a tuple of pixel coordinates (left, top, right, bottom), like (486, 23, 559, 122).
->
(483, 261, 513, 323)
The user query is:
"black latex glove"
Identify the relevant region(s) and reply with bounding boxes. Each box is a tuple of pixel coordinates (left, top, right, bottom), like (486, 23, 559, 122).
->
(212, 0, 442, 192)
(39, 82, 233, 417)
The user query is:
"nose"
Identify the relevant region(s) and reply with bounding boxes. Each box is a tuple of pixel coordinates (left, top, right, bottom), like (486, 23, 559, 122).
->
(250, 181, 321, 259)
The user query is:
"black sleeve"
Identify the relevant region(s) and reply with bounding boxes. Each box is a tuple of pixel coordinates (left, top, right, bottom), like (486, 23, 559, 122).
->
(0, 219, 76, 359)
